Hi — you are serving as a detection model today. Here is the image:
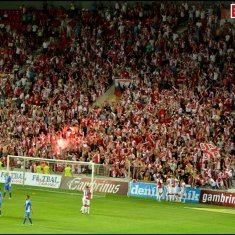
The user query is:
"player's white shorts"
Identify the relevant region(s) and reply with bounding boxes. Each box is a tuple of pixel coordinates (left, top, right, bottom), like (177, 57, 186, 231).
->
(157, 188, 163, 195)
(82, 197, 86, 205)
(166, 186, 172, 194)
(180, 190, 186, 198)
(172, 187, 177, 194)
(83, 196, 90, 206)
(84, 199, 90, 206)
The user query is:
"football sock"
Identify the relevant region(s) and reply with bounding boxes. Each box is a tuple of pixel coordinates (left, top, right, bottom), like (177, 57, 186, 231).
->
(23, 218, 26, 224)
(3, 192, 6, 197)
(9, 192, 12, 198)
(29, 218, 33, 224)
(82, 206, 85, 213)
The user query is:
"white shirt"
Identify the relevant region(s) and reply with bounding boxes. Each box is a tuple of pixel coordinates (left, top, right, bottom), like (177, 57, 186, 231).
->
(43, 41, 49, 49)
(209, 178, 216, 187)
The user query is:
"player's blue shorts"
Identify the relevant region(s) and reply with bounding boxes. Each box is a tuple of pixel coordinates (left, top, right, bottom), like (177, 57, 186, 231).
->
(4, 185, 11, 191)
(24, 212, 31, 217)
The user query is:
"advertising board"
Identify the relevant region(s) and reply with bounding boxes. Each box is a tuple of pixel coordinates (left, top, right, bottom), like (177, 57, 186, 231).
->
(60, 176, 129, 195)
(0, 170, 62, 188)
(128, 182, 201, 203)
(200, 190, 235, 208)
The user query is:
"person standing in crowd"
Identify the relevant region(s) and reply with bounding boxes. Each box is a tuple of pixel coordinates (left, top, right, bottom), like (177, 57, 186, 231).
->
(36, 164, 42, 174)
(64, 165, 72, 177)
(43, 163, 50, 174)
(208, 176, 219, 189)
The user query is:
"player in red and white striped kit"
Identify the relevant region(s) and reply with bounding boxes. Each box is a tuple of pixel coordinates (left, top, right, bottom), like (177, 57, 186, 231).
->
(80, 185, 92, 214)
(165, 175, 173, 202)
(156, 175, 163, 201)
(172, 176, 179, 202)
(179, 180, 186, 203)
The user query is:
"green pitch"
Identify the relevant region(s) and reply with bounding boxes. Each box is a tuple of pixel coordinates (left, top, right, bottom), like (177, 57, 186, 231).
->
(0, 185, 235, 234)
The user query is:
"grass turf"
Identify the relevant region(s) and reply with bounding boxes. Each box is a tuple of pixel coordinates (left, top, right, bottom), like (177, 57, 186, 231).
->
(0, 184, 235, 234)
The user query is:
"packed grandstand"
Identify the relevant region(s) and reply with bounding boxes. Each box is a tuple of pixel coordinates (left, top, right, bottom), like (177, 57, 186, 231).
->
(0, 1, 234, 190)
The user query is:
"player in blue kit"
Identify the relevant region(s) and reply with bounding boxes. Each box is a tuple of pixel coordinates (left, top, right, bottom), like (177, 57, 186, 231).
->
(23, 195, 33, 225)
(3, 172, 12, 199)
(0, 188, 2, 216)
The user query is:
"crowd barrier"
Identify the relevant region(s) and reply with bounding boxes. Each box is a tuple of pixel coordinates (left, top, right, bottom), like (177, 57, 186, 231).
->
(2, 170, 235, 207)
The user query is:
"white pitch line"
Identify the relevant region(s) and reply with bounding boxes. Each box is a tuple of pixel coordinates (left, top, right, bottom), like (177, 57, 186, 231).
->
(184, 206, 235, 215)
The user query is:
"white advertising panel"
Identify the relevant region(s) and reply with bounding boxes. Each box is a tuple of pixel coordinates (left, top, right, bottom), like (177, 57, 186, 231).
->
(0, 170, 62, 188)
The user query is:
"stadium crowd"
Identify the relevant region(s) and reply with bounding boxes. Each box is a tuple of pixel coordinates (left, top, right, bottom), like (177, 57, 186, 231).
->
(0, 1, 234, 190)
